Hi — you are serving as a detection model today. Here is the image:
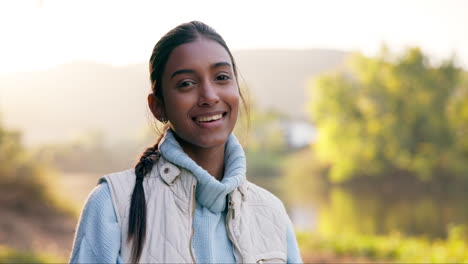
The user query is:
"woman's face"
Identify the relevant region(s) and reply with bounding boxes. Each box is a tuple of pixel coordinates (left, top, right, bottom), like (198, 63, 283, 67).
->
(157, 38, 239, 152)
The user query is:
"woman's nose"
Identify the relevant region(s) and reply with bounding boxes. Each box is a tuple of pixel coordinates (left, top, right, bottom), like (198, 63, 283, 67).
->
(198, 81, 219, 106)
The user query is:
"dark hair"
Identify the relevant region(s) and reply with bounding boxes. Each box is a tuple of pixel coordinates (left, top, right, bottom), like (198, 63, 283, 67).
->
(128, 21, 247, 263)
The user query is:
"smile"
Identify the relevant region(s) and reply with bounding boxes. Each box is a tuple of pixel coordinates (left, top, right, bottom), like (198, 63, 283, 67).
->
(192, 112, 227, 123)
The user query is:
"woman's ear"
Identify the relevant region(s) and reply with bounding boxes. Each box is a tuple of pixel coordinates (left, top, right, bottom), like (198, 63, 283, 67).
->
(148, 93, 166, 122)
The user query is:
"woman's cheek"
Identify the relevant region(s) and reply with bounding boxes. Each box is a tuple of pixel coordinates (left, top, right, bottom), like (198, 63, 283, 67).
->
(225, 85, 240, 105)
(227, 90, 240, 124)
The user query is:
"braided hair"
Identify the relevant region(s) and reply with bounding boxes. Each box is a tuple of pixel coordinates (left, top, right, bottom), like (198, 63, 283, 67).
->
(127, 141, 160, 261)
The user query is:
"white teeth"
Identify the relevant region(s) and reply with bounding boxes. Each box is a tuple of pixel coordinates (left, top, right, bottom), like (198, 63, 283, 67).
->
(196, 114, 223, 122)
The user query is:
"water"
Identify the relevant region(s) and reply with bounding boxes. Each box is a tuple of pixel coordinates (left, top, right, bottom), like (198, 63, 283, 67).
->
(288, 184, 468, 239)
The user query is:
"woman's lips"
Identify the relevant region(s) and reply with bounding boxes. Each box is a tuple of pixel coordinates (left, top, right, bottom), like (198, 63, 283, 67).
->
(192, 112, 227, 128)
(195, 113, 223, 123)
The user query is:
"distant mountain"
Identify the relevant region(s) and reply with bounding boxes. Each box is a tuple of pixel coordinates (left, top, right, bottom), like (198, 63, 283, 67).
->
(1, 61, 151, 145)
(0, 49, 347, 145)
(234, 49, 347, 116)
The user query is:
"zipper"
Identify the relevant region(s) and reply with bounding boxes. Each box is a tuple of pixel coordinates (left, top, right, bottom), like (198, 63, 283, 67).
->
(226, 194, 242, 263)
(229, 199, 235, 219)
(189, 182, 197, 263)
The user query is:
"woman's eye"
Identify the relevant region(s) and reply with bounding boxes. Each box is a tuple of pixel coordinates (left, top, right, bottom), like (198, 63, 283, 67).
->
(216, 74, 231, 81)
(177, 80, 195, 88)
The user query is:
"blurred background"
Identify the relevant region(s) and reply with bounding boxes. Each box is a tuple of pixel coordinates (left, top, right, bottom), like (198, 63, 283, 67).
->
(1, 0, 468, 262)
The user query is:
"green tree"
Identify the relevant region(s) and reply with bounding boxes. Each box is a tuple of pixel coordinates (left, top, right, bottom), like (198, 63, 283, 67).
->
(0, 114, 39, 184)
(308, 47, 468, 182)
(0, 113, 66, 212)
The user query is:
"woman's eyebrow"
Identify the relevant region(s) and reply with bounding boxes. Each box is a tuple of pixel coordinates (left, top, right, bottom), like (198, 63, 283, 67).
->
(171, 62, 232, 79)
(171, 69, 195, 79)
(211, 61, 231, 69)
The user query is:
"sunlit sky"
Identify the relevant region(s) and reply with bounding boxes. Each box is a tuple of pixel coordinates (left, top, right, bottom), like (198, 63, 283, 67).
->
(1, 0, 468, 74)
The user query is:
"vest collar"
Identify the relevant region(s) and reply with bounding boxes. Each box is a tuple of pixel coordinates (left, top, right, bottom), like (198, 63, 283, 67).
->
(158, 161, 181, 185)
(159, 129, 246, 213)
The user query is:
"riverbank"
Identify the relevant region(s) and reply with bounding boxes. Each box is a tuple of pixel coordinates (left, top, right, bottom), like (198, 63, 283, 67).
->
(297, 229, 468, 263)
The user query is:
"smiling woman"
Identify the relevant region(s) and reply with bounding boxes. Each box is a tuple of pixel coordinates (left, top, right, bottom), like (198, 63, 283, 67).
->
(153, 39, 240, 168)
(69, 21, 302, 264)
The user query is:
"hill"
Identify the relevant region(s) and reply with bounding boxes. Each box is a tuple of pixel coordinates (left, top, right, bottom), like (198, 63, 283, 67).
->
(0, 49, 347, 145)
(234, 49, 346, 116)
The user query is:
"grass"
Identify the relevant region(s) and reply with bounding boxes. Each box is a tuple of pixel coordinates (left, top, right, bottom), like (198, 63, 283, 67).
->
(297, 225, 468, 263)
(0, 245, 65, 264)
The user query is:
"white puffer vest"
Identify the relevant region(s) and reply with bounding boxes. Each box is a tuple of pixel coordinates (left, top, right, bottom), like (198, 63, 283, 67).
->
(99, 157, 289, 263)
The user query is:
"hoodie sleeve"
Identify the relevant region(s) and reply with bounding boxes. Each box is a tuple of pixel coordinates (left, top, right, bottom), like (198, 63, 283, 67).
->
(69, 182, 121, 263)
(286, 221, 303, 264)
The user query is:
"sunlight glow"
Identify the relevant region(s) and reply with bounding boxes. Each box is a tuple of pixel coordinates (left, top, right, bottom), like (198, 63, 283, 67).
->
(0, 0, 467, 74)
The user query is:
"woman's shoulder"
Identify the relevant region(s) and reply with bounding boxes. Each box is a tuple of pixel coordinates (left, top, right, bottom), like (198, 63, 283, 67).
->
(85, 181, 112, 207)
(98, 168, 136, 185)
(78, 182, 118, 224)
(99, 158, 165, 186)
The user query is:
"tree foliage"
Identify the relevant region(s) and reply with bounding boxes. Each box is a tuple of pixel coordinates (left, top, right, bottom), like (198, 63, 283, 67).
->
(308, 48, 468, 182)
(0, 114, 60, 210)
(0, 114, 39, 183)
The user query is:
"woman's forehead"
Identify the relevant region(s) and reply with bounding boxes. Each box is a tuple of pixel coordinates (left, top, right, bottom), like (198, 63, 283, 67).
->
(164, 38, 232, 74)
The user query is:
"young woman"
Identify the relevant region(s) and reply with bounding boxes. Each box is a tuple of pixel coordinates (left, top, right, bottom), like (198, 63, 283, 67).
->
(69, 21, 302, 264)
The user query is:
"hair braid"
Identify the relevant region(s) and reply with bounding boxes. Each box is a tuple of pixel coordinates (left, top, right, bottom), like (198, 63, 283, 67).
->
(128, 141, 160, 263)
